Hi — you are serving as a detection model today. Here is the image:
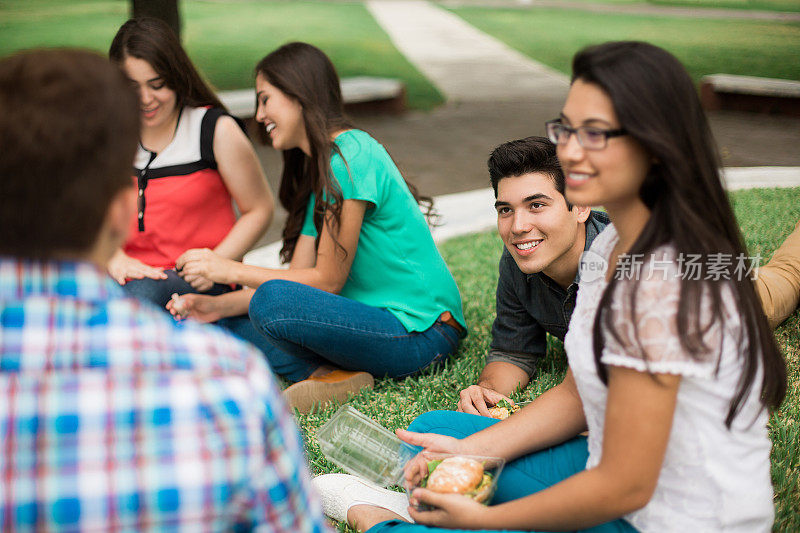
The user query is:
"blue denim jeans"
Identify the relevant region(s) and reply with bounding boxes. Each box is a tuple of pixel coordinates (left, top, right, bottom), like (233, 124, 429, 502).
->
(122, 270, 275, 357)
(248, 280, 463, 382)
(121, 269, 231, 307)
(367, 411, 638, 533)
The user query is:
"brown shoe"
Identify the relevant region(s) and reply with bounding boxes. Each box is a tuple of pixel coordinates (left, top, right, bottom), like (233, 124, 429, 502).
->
(283, 370, 374, 414)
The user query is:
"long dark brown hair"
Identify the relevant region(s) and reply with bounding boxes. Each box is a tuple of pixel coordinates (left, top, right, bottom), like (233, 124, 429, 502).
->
(109, 17, 225, 112)
(577, 42, 786, 427)
(255, 42, 433, 263)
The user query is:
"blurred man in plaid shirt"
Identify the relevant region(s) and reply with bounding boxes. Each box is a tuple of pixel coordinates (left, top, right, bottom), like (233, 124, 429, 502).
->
(0, 49, 330, 532)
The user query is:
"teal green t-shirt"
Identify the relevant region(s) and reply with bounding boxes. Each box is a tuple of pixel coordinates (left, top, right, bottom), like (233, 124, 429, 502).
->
(300, 129, 466, 334)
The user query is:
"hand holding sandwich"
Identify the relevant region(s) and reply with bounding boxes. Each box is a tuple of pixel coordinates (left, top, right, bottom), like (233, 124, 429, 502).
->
(458, 361, 530, 417)
(396, 429, 465, 487)
(408, 487, 489, 529)
(457, 384, 512, 416)
(396, 430, 497, 529)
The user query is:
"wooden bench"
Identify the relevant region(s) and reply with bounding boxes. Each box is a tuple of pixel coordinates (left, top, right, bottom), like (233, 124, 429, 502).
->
(220, 76, 406, 119)
(700, 74, 800, 117)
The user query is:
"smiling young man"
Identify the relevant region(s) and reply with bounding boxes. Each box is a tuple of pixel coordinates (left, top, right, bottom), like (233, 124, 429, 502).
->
(458, 136, 609, 415)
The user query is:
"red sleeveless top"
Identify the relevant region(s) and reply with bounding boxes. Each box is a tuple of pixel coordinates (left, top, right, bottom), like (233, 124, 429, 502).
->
(124, 107, 236, 270)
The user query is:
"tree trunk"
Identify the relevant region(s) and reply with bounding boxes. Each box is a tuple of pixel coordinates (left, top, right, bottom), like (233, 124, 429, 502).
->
(131, 0, 181, 40)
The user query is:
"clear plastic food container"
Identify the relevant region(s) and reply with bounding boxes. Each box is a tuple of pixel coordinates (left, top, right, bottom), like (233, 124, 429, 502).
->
(316, 405, 417, 487)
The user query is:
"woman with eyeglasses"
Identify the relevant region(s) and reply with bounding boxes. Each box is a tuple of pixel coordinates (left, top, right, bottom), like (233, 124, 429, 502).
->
(316, 41, 786, 533)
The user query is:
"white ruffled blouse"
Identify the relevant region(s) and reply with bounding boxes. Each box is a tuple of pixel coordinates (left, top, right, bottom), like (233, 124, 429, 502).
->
(564, 224, 773, 532)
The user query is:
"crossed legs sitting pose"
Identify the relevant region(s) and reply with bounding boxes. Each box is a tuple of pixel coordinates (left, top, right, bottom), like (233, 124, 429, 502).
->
(169, 42, 467, 413)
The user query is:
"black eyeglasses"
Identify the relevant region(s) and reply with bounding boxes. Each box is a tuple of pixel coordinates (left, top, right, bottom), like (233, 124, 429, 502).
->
(545, 120, 626, 150)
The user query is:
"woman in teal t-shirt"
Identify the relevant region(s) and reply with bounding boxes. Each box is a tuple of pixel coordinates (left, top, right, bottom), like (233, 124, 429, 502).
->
(172, 42, 466, 413)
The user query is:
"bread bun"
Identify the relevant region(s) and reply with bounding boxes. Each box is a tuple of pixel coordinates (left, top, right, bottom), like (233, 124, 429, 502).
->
(426, 457, 484, 494)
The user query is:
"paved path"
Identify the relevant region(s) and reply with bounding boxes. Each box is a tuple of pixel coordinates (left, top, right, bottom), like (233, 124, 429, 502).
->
(365, 0, 568, 102)
(724, 166, 800, 190)
(436, 0, 800, 22)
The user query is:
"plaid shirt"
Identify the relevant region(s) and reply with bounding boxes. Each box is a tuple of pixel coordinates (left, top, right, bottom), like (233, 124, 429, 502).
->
(0, 258, 331, 532)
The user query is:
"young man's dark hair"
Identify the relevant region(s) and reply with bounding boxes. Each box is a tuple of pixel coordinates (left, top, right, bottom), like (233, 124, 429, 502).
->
(0, 49, 139, 258)
(488, 136, 570, 208)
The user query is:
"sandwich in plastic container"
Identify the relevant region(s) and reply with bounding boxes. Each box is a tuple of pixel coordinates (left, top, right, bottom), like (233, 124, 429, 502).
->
(404, 451, 505, 510)
(317, 405, 505, 511)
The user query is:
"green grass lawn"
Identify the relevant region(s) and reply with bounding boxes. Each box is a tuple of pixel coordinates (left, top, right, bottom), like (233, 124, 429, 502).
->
(0, 0, 444, 110)
(647, 0, 800, 11)
(298, 186, 800, 532)
(448, 6, 800, 82)
(533, 0, 800, 12)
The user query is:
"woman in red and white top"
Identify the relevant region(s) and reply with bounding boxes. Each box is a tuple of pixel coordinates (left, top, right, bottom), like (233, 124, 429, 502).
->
(107, 17, 273, 308)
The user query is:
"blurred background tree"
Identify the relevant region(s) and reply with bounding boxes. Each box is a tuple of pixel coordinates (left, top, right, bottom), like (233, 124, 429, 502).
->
(131, 0, 181, 39)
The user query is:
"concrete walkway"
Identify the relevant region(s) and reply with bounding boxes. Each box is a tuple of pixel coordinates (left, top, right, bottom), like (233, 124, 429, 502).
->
(724, 166, 800, 190)
(437, 0, 800, 22)
(365, 0, 568, 102)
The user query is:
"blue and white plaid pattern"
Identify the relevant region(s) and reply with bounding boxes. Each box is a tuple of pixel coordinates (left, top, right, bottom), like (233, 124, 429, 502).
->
(0, 258, 330, 532)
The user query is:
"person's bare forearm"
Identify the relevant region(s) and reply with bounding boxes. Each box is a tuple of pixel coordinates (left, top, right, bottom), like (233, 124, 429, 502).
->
(215, 288, 255, 318)
(470, 368, 679, 531)
(211, 115, 274, 262)
(212, 208, 272, 261)
(462, 371, 587, 461)
(229, 262, 346, 294)
(477, 361, 531, 397)
(479, 465, 646, 531)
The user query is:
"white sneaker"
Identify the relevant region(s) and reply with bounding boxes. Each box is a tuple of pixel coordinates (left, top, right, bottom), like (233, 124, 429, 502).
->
(312, 473, 413, 523)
